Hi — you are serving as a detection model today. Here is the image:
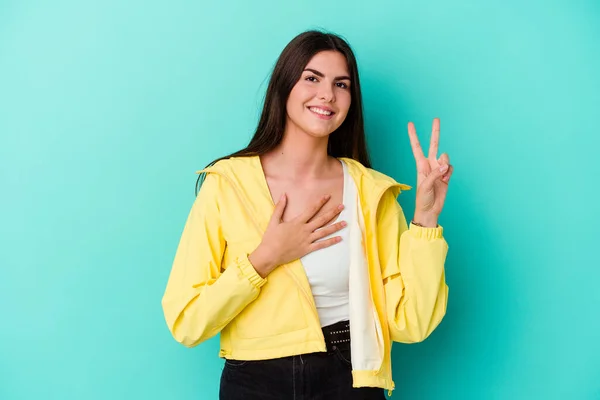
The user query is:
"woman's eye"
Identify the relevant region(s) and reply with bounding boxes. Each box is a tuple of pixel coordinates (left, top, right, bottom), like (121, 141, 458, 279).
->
(306, 76, 318, 82)
(336, 82, 349, 89)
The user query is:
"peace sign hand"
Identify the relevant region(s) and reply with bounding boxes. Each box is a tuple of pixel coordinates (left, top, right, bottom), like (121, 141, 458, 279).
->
(407, 118, 454, 228)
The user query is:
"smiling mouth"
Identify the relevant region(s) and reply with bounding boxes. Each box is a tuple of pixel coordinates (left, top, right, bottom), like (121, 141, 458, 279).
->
(308, 106, 335, 117)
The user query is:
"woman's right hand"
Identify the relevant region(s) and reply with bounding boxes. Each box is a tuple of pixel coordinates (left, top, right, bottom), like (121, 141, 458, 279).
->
(248, 194, 346, 278)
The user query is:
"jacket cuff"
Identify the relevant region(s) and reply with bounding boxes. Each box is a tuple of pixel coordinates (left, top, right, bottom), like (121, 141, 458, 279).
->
(409, 223, 444, 240)
(237, 254, 267, 289)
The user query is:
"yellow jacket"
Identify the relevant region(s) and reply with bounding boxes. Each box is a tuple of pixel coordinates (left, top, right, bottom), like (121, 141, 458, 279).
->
(162, 156, 449, 394)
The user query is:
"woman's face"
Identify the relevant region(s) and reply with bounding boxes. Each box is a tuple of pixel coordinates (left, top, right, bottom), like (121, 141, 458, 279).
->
(285, 50, 352, 139)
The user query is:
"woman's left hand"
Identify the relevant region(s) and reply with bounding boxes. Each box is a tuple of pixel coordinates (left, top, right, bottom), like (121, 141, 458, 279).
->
(407, 118, 454, 228)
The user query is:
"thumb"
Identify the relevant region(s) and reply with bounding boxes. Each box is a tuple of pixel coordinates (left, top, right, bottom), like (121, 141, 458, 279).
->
(422, 164, 449, 190)
(270, 193, 287, 225)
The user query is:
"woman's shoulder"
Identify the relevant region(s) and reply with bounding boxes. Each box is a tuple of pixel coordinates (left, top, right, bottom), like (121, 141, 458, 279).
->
(197, 156, 256, 175)
(340, 157, 409, 189)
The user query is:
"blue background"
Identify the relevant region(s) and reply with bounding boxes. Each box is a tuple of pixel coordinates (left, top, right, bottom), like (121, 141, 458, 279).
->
(1, 0, 598, 399)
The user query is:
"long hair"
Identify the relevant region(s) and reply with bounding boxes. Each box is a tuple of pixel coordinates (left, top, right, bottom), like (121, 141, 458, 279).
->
(196, 30, 371, 195)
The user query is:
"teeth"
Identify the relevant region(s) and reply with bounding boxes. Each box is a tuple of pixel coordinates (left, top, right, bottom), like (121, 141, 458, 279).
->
(309, 107, 332, 116)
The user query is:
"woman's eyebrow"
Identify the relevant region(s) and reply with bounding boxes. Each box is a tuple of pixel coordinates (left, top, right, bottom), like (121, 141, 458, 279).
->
(304, 68, 351, 81)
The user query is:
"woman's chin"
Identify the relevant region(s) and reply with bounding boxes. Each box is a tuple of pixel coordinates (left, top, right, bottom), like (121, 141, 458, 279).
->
(304, 125, 337, 138)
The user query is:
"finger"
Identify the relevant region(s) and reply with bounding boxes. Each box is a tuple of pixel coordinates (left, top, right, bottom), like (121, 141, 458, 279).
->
(310, 221, 347, 242)
(407, 122, 426, 161)
(438, 152, 450, 167)
(442, 165, 454, 183)
(435, 182, 449, 207)
(298, 194, 331, 223)
(309, 236, 342, 252)
(428, 118, 440, 160)
(270, 193, 287, 224)
(421, 163, 449, 190)
(308, 204, 344, 230)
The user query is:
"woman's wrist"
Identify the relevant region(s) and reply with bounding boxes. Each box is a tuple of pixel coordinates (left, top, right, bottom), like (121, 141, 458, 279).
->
(411, 213, 439, 228)
(248, 246, 277, 278)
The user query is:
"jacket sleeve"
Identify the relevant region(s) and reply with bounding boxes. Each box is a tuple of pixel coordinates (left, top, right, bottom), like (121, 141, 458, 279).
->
(377, 190, 449, 343)
(161, 173, 267, 348)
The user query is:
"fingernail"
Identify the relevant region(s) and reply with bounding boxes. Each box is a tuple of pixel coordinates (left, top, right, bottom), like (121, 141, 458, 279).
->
(338, 205, 345, 210)
(341, 221, 347, 227)
(440, 165, 448, 172)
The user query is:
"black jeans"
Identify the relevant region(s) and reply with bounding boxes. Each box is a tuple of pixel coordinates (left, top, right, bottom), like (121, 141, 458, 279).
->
(219, 341, 386, 400)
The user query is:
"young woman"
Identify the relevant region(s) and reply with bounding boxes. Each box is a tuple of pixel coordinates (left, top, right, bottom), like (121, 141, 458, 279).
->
(162, 30, 453, 399)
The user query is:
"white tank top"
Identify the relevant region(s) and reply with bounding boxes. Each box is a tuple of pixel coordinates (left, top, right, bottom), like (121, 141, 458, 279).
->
(300, 160, 354, 327)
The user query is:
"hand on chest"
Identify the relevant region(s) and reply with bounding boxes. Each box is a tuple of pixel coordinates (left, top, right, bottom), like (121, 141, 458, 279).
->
(267, 177, 344, 224)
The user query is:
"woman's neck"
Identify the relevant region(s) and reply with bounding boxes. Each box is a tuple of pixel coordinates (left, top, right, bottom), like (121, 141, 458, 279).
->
(262, 127, 333, 180)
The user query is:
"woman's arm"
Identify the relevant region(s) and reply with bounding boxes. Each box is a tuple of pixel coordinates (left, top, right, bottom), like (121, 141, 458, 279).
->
(161, 174, 266, 348)
(377, 191, 449, 343)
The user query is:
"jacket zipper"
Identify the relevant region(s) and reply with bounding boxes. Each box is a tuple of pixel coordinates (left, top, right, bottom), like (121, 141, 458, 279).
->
(362, 183, 403, 384)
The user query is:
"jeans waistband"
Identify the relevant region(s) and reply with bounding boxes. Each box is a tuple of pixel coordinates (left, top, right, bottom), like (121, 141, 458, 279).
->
(321, 320, 350, 352)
